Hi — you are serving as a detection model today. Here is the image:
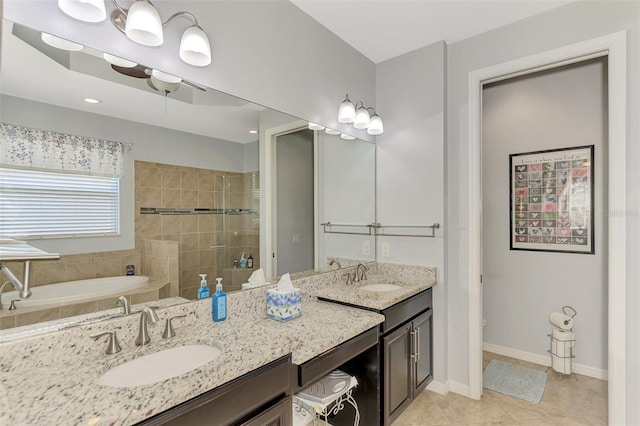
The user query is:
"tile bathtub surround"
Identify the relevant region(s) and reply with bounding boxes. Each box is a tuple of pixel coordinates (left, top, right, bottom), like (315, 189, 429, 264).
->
(135, 161, 260, 299)
(0, 278, 384, 425)
(140, 239, 180, 297)
(0, 249, 140, 287)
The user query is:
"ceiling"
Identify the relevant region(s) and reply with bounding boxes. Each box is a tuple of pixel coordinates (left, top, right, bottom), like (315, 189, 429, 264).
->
(291, 0, 576, 64)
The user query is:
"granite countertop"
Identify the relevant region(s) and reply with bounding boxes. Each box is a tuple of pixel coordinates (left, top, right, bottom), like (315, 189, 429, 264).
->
(314, 271, 437, 311)
(0, 300, 384, 426)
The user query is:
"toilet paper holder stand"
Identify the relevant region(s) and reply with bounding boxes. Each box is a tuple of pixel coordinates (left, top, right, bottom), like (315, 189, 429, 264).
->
(547, 305, 577, 377)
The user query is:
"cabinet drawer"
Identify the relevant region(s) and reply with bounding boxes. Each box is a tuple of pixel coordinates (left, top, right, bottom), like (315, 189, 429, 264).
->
(382, 289, 432, 334)
(296, 327, 378, 388)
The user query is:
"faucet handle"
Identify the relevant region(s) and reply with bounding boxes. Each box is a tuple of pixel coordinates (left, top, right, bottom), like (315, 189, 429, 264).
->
(91, 331, 122, 355)
(9, 300, 19, 311)
(342, 273, 353, 285)
(162, 314, 186, 339)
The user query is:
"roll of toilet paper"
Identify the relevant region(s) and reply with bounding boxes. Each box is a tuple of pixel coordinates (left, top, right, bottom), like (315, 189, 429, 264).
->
(551, 329, 574, 375)
(549, 312, 573, 330)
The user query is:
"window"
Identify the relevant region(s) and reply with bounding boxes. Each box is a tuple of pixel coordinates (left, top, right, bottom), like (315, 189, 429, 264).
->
(0, 167, 120, 239)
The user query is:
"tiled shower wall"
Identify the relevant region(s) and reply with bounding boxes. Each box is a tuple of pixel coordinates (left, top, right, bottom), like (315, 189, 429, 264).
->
(135, 161, 259, 299)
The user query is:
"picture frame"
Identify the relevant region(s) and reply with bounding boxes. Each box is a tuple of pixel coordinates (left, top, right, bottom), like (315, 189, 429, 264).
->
(509, 145, 594, 254)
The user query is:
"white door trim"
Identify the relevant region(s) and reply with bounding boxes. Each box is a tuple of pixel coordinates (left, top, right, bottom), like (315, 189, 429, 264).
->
(261, 120, 307, 279)
(467, 31, 627, 425)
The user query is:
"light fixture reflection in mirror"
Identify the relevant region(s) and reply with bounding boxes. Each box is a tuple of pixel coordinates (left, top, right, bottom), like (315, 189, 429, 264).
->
(56, 0, 212, 66)
(41, 32, 83, 51)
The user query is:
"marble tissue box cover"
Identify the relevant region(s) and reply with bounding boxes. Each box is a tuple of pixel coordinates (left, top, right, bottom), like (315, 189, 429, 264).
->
(266, 288, 302, 321)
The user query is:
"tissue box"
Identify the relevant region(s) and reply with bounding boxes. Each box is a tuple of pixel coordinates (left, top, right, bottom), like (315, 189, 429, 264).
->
(267, 288, 302, 321)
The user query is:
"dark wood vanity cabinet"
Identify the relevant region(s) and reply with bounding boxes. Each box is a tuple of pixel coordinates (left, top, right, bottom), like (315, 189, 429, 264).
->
(136, 354, 292, 426)
(381, 289, 433, 426)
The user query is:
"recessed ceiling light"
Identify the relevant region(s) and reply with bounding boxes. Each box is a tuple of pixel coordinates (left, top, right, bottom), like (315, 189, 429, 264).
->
(84, 98, 101, 104)
(249, 130, 258, 134)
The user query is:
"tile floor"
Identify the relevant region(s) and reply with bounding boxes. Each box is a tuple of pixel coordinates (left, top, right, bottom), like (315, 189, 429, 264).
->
(392, 351, 608, 426)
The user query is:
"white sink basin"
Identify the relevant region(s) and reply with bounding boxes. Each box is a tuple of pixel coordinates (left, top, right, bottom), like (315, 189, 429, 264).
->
(98, 344, 221, 388)
(358, 283, 403, 292)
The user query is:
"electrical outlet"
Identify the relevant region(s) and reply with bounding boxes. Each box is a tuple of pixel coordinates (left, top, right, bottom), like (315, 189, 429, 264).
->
(362, 241, 371, 256)
(381, 242, 390, 257)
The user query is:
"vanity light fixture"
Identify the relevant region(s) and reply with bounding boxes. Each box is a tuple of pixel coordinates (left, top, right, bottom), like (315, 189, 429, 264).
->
(103, 52, 137, 68)
(340, 133, 356, 141)
(58, 0, 107, 23)
(83, 98, 101, 104)
(249, 130, 258, 134)
(41, 32, 84, 51)
(325, 128, 340, 135)
(57, 0, 212, 67)
(337, 94, 384, 135)
(308, 122, 325, 131)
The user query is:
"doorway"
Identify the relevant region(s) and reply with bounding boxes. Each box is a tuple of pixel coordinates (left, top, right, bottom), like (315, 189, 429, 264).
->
(273, 129, 315, 276)
(467, 32, 627, 425)
(481, 58, 608, 378)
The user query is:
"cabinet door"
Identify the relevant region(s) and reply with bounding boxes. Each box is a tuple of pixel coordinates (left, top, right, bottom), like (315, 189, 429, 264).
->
(238, 396, 292, 426)
(383, 324, 412, 424)
(412, 309, 433, 394)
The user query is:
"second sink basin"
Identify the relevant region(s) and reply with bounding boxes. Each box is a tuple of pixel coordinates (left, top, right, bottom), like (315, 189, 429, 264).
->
(98, 344, 221, 388)
(358, 283, 404, 292)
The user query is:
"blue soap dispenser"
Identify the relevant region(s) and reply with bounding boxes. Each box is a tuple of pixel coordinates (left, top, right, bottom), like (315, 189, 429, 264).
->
(197, 274, 210, 299)
(212, 278, 227, 322)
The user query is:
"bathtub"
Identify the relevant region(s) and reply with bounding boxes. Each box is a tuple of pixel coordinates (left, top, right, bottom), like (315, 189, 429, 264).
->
(1, 276, 150, 308)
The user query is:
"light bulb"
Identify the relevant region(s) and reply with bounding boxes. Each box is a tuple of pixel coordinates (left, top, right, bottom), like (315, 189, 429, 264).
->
(125, 0, 163, 47)
(338, 95, 355, 124)
(180, 25, 212, 67)
(353, 106, 370, 129)
(367, 114, 384, 135)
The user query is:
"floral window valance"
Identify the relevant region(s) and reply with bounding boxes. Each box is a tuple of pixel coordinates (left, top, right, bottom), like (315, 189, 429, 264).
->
(0, 123, 124, 177)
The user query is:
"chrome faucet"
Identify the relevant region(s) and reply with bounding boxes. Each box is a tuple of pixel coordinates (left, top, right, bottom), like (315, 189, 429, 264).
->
(0, 280, 11, 310)
(135, 307, 159, 346)
(354, 263, 369, 283)
(328, 259, 342, 269)
(116, 295, 130, 315)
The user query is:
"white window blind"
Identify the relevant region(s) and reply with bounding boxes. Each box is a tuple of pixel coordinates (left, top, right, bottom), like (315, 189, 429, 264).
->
(0, 167, 120, 239)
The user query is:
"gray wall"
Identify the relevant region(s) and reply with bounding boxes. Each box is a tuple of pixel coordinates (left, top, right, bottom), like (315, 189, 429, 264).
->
(375, 41, 447, 384)
(447, 2, 639, 420)
(1, 0, 376, 141)
(276, 130, 314, 275)
(2, 94, 246, 255)
(482, 58, 608, 371)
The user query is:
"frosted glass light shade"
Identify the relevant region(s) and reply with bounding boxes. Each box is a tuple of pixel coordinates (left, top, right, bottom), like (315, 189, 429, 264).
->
(308, 122, 325, 131)
(180, 26, 212, 67)
(103, 53, 137, 68)
(338, 96, 355, 124)
(367, 114, 384, 135)
(353, 106, 370, 129)
(340, 133, 356, 140)
(125, 0, 163, 47)
(41, 33, 83, 51)
(325, 128, 340, 135)
(152, 69, 182, 83)
(58, 0, 106, 23)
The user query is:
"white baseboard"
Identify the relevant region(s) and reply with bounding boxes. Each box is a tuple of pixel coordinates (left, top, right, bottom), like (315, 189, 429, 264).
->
(448, 381, 471, 398)
(425, 380, 449, 395)
(483, 342, 608, 381)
